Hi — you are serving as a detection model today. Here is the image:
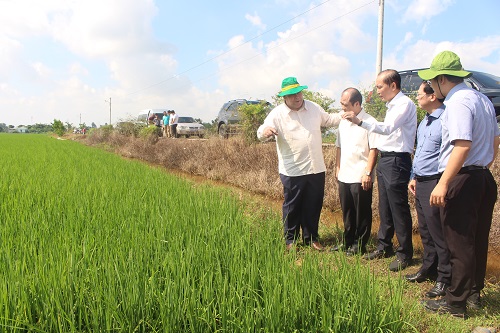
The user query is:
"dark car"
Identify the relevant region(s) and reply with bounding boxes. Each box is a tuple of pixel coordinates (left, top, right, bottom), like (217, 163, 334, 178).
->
(399, 69, 500, 121)
(216, 99, 271, 138)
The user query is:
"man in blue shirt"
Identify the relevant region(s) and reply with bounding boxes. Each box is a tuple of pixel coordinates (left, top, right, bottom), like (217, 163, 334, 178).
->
(406, 81, 451, 300)
(419, 51, 500, 318)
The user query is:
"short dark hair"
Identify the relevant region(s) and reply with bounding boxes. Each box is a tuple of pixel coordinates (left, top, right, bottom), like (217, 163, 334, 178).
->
(379, 69, 401, 89)
(421, 81, 435, 95)
(342, 87, 363, 106)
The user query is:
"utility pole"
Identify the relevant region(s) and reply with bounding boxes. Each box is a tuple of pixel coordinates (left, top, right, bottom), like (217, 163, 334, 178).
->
(105, 97, 111, 125)
(376, 0, 384, 76)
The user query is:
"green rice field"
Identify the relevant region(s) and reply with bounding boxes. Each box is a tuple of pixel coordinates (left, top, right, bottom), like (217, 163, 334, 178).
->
(0, 134, 416, 332)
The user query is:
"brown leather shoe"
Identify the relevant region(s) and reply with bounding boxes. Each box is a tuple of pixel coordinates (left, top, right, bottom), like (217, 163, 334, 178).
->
(311, 242, 324, 251)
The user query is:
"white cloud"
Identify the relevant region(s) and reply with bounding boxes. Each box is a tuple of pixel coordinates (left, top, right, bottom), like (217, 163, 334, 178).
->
(245, 12, 266, 30)
(402, 0, 455, 23)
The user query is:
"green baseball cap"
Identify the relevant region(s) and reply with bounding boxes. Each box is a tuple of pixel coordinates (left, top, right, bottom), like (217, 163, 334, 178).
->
(418, 51, 472, 80)
(278, 77, 308, 96)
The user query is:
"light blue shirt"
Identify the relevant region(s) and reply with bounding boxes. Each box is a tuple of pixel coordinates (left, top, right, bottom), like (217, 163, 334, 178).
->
(411, 106, 444, 178)
(438, 82, 500, 172)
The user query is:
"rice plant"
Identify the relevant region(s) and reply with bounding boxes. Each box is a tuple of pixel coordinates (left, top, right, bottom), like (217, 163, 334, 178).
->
(0, 134, 414, 332)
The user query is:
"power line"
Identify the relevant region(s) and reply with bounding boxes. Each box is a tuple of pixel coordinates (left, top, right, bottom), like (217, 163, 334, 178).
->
(127, 0, 334, 96)
(135, 0, 377, 96)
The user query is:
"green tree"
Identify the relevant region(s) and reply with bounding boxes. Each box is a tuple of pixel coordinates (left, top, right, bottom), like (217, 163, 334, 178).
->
(27, 123, 53, 134)
(52, 119, 65, 137)
(239, 101, 273, 144)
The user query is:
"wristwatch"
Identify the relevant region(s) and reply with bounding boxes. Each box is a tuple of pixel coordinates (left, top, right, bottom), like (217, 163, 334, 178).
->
(364, 170, 371, 176)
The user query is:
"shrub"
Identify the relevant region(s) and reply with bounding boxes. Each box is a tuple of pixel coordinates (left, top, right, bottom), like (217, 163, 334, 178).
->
(139, 125, 161, 144)
(239, 101, 273, 144)
(116, 121, 143, 137)
(52, 119, 65, 137)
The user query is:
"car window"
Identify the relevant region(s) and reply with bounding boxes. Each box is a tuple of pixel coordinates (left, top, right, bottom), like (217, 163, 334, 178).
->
(470, 71, 500, 89)
(401, 73, 423, 95)
(178, 117, 195, 123)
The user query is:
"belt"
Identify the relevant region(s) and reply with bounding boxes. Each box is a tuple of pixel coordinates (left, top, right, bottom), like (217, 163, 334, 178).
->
(458, 165, 488, 174)
(414, 174, 441, 182)
(380, 152, 411, 158)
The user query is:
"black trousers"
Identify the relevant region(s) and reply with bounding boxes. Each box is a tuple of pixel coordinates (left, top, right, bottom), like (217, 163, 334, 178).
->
(338, 181, 372, 250)
(280, 172, 325, 245)
(170, 124, 178, 137)
(376, 154, 413, 260)
(415, 178, 451, 284)
(441, 169, 497, 307)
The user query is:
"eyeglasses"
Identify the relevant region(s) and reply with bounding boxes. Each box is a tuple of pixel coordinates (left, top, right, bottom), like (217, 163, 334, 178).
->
(416, 93, 429, 99)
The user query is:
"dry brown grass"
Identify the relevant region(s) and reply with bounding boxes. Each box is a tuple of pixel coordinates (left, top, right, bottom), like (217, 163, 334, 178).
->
(80, 132, 500, 260)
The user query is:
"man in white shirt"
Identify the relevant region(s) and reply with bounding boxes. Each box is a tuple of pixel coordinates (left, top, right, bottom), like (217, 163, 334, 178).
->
(332, 88, 379, 256)
(343, 70, 417, 272)
(169, 110, 178, 138)
(257, 77, 342, 251)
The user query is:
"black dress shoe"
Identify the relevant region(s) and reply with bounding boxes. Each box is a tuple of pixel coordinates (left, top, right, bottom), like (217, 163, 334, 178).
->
(467, 293, 483, 310)
(363, 249, 395, 260)
(425, 282, 449, 298)
(405, 269, 431, 283)
(422, 298, 467, 318)
(389, 258, 411, 272)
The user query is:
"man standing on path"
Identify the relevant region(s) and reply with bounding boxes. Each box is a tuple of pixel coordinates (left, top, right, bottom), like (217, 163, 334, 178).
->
(170, 110, 178, 138)
(257, 77, 342, 251)
(332, 87, 379, 256)
(418, 51, 499, 318)
(343, 69, 417, 272)
(406, 81, 451, 300)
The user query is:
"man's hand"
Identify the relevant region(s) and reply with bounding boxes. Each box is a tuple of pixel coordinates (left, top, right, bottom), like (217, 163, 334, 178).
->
(408, 179, 416, 196)
(361, 175, 372, 191)
(430, 182, 448, 207)
(262, 126, 278, 138)
(342, 111, 361, 125)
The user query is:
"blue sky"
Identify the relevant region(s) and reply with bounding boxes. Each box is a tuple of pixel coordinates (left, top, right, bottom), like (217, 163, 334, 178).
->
(1, 0, 499, 127)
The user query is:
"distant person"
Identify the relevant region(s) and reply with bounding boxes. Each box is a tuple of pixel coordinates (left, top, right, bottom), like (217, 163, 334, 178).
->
(170, 110, 178, 138)
(331, 87, 379, 256)
(153, 114, 161, 128)
(406, 81, 451, 300)
(163, 110, 171, 138)
(343, 69, 417, 272)
(257, 77, 342, 251)
(418, 51, 499, 318)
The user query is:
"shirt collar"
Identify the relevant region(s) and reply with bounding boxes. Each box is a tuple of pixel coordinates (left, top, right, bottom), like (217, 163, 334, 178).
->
(428, 105, 445, 120)
(386, 91, 405, 107)
(445, 82, 468, 101)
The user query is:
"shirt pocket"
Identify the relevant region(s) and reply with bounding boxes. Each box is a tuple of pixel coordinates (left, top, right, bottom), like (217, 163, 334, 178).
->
(422, 132, 441, 153)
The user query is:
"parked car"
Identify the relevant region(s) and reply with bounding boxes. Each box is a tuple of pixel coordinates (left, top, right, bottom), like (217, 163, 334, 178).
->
(399, 69, 500, 121)
(176, 117, 205, 138)
(216, 99, 271, 138)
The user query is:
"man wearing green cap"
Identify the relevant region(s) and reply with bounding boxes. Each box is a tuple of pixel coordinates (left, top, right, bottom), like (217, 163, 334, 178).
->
(418, 50, 499, 318)
(257, 77, 342, 251)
